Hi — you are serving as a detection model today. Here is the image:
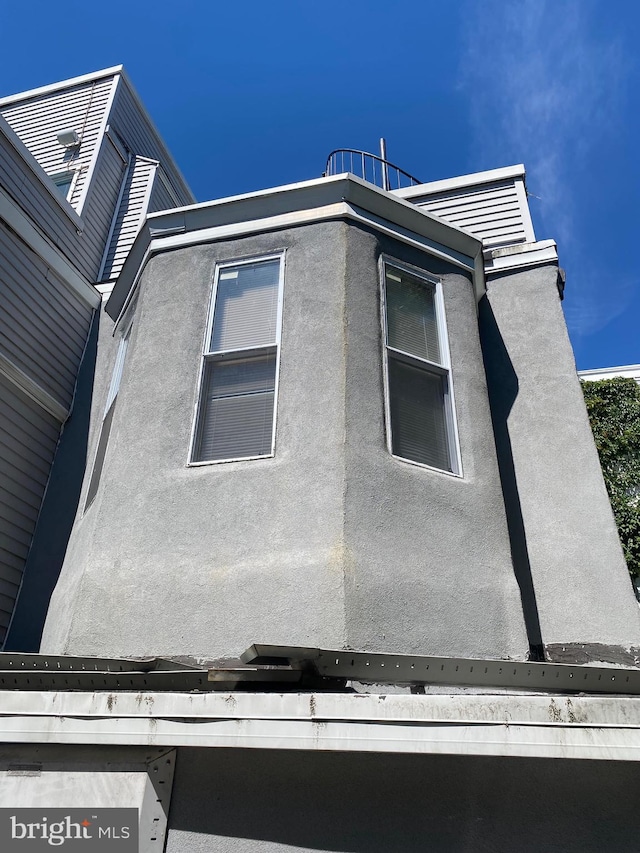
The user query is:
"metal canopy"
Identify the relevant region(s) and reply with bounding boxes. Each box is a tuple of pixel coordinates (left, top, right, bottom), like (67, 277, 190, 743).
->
(241, 645, 640, 696)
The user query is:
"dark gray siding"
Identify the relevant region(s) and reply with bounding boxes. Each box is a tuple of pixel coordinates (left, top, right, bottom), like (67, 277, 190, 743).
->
(0, 220, 93, 411)
(0, 374, 60, 642)
(80, 135, 127, 279)
(0, 124, 94, 279)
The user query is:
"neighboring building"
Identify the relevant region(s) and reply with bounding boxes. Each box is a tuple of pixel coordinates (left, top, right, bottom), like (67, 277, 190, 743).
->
(579, 364, 640, 384)
(2, 74, 640, 852)
(0, 67, 194, 648)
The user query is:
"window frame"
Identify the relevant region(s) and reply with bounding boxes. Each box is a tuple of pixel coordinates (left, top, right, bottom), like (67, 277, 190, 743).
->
(51, 170, 78, 201)
(379, 255, 462, 477)
(188, 252, 286, 467)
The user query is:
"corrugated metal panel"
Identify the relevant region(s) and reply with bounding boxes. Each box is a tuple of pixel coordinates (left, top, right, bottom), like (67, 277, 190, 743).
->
(0, 374, 60, 642)
(0, 77, 113, 213)
(0, 220, 93, 411)
(109, 82, 193, 206)
(410, 178, 534, 248)
(101, 157, 156, 281)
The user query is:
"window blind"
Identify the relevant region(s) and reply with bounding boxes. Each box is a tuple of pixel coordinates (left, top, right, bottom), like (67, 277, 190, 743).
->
(384, 263, 457, 474)
(210, 259, 280, 352)
(192, 256, 283, 463)
(388, 357, 450, 471)
(386, 272, 440, 364)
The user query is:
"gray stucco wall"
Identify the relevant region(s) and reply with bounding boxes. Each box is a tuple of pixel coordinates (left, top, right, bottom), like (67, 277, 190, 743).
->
(482, 264, 640, 658)
(166, 747, 640, 853)
(42, 219, 527, 660)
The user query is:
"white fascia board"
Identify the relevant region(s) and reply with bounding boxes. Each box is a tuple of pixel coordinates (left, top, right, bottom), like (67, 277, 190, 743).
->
(0, 116, 85, 232)
(0, 185, 100, 308)
(0, 66, 124, 107)
(483, 239, 558, 274)
(2, 691, 640, 761)
(107, 174, 482, 322)
(393, 164, 527, 201)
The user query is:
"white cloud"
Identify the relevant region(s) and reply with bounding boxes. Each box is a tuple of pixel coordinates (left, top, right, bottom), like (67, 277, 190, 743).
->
(459, 0, 635, 339)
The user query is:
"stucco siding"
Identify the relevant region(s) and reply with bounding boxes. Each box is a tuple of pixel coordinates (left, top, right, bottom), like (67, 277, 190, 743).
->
(42, 220, 527, 660)
(482, 264, 640, 653)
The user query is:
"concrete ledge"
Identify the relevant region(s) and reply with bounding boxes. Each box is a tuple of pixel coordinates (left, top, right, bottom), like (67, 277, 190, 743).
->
(2, 691, 640, 761)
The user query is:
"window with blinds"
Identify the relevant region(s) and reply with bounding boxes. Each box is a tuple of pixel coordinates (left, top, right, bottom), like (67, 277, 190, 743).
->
(382, 261, 460, 475)
(191, 255, 284, 463)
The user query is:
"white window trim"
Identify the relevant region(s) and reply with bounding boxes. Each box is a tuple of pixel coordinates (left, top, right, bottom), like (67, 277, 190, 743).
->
(51, 169, 80, 201)
(379, 255, 463, 478)
(187, 251, 286, 466)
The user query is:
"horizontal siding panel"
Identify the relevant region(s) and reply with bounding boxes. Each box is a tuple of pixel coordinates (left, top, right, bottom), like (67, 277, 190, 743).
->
(0, 78, 113, 201)
(0, 220, 94, 408)
(0, 374, 61, 642)
(414, 178, 530, 247)
(81, 138, 126, 273)
(101, 157, 156, 281)
(0, 556, 22, 586)
(0, 136, 97, 279)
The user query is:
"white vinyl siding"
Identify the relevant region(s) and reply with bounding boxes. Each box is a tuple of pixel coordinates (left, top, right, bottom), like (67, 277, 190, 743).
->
(412, 178, 534, 248)
(382, 260, 460, 475)
(191, 256, 284, 464)
(0, 76, 114, 213)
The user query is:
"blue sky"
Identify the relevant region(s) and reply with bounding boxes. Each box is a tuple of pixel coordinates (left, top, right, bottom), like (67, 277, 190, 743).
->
(1, 0, 638, 369)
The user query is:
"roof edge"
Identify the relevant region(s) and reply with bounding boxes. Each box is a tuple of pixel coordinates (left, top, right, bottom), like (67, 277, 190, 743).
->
(0, 66, 124, 107)
(106, 173, 483, 321)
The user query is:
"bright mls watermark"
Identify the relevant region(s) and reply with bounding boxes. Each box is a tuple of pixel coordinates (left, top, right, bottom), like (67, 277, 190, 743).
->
(0, 809, 138, 851)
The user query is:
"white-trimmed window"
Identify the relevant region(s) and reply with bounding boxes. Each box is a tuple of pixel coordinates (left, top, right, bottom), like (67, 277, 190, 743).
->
(190, 254, 284, 464)
(52, 171, 76, 200)
(381, 259, 461, 475)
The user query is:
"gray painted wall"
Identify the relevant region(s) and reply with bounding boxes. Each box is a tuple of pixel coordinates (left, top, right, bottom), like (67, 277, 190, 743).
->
(166, 747, 640, 853)
(42, 220, 528, 661)
(483, 264, 640, 658)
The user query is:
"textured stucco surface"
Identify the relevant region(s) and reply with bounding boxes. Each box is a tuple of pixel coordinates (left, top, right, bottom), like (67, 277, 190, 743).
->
(166, 747, 640, 853)
(43, 218, 526, 659)
(341, 227, 527, 658)
(483, 264, 640, 652)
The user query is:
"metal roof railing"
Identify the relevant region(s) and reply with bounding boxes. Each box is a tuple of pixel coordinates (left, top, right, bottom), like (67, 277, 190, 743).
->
(324, 139, 422, 191)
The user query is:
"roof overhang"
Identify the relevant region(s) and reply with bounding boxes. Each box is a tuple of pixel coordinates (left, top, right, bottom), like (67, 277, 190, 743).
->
(105, 173, 484, 323)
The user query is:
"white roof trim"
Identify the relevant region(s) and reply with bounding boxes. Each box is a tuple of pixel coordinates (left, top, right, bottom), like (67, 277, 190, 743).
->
(107, 173, 483, 322)
(0, 66, 125, 106)
(579, 365, 640, 382)
(394, 164, 527, 200)
(2, 691, 640, 761)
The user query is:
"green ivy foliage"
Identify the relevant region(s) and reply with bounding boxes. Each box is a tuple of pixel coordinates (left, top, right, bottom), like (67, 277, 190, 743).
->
(582, 377, 640, 578)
